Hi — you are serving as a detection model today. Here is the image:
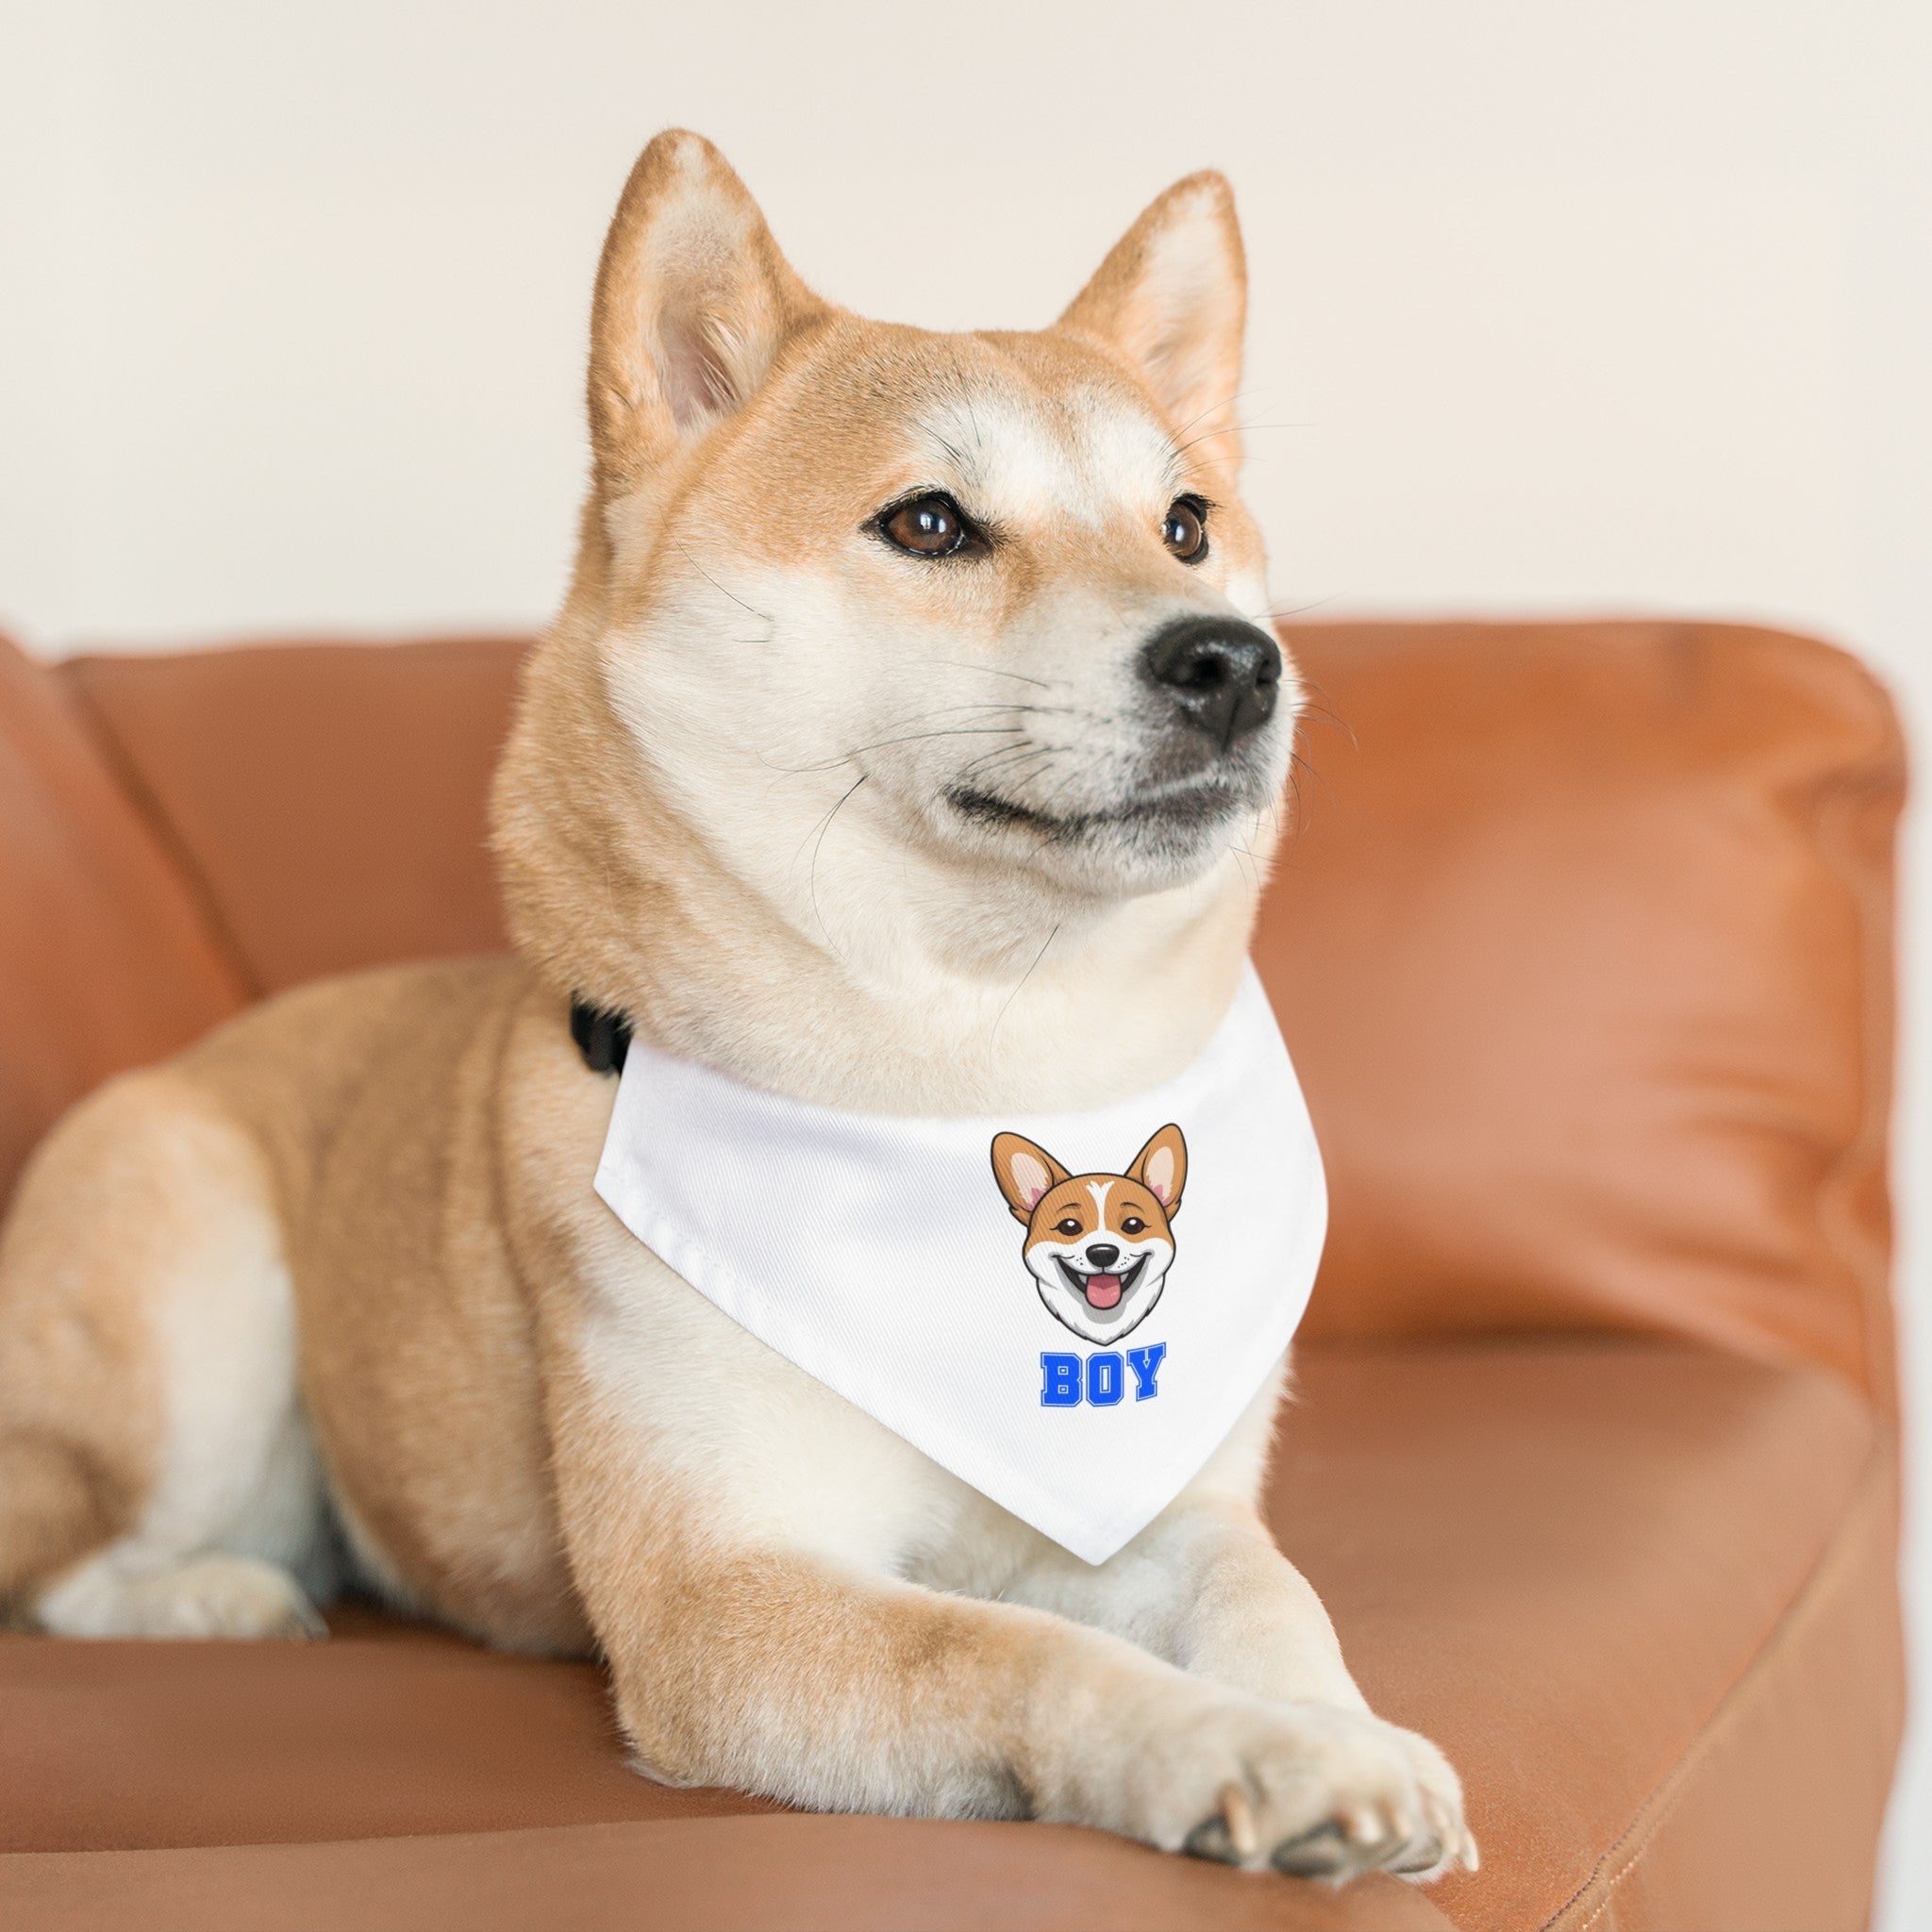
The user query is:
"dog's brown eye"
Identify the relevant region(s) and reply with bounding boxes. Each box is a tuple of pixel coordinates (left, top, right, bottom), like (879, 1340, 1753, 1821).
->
(1054, 1217, 1083, 1237)
(1162, 496, 1208, 563)
(1122, 1217, 1145, 1235)
(881, 492, 968, 558)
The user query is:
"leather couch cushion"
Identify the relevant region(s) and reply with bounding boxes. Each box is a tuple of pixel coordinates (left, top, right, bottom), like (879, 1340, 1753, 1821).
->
(3, 1818, 1458, 1932)
(0, 1340, 1895, 1931)
(0, 634, 243, 1207)
(1279, 1342, 1894, 1932)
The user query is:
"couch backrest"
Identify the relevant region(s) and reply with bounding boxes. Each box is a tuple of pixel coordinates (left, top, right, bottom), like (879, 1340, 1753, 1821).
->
(1258, 621, 1901, 1420)
(63, 639, 520, 993)
(2, 621, 1901, 1414)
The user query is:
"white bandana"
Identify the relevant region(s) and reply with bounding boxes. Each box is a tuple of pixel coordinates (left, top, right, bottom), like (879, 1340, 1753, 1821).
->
(592, 964, 1324, 1564)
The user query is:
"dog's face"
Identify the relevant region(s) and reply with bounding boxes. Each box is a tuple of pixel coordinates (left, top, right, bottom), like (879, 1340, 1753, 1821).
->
(571, 132, 1296, 925)
(992, 1125, 1186, 1344)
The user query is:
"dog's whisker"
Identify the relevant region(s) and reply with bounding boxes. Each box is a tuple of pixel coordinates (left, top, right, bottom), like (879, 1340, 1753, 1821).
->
(843, 727, 1026, 756)
(950, 752, 1043, 795)
(884, 701, 1081, 725)
(991, 921, 1060, 1041)
(672, 539, 775, 628)
(929, 659, 1060, 691)
(958, 740, 1060, 781)
(1033, 743, 1116, 817)
(1254, 595, 1342, 626)
(953, 745, 1070, 801)
(768, 725, 1030, 776)
(1287, 673, 1358, 750)
(1167, 385, 1270, 442)
(803, 773, 868, 955)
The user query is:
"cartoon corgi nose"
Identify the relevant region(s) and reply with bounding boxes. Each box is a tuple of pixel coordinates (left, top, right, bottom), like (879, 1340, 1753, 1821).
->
(1086, 1243, 1121, 1270)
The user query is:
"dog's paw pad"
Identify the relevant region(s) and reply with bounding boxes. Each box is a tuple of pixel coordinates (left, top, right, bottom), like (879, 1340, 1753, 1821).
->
(1271, 1820, 1355, 1879)
(1388, 1833, 1444, 1876)
(1183, 1816, 1239, 1864)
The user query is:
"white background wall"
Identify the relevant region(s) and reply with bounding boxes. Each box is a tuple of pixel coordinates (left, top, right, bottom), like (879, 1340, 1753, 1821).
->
(2, 0, 1925, 1914)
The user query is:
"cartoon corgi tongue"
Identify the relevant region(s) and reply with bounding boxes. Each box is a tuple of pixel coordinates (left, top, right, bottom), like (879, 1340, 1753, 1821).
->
(1084, 1274, 1123, 1308)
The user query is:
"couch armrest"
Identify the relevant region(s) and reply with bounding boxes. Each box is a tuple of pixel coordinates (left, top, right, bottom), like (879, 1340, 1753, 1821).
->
(0, 632, 244, 1209)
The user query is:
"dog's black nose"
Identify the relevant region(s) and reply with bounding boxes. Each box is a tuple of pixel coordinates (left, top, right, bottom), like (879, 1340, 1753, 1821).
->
(1086, 1243, 1121, 1269)
(1141, 616, 1282, 748)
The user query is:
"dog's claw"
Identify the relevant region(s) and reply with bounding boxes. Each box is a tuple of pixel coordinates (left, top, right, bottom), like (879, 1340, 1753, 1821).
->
(1184, 1781, 1259, 1865)
(1219, 1780, 1258, 1859)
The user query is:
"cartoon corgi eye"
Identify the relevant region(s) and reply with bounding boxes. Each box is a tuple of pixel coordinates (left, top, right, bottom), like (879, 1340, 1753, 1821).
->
(1122, 1216, 1146, 1235)
(1053, 1216, 1083, 1238)
(1161, 495, 1208, 563)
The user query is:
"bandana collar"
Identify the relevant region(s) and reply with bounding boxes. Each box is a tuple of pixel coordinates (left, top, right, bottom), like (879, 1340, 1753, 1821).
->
(592, 963, 1324, 1563)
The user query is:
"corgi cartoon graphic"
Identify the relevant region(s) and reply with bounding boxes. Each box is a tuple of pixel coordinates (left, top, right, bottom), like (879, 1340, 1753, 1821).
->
(990, 1125, 1187, 1344)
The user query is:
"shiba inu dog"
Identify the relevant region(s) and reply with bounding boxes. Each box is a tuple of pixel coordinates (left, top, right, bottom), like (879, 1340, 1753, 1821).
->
(0, 131, 1474, 1882)
(993, 1124, 1186, 1343)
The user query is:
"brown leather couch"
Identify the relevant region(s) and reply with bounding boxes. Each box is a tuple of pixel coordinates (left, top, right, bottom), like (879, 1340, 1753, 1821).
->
(0, 617, 1906, 1931)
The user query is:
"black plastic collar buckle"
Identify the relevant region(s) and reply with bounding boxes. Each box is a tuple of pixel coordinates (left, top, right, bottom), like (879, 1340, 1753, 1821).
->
(570, 997, 632, 1075)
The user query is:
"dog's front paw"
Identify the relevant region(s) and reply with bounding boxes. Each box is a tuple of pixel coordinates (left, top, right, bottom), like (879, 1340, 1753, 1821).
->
(1126, 1697, 1475, 1883)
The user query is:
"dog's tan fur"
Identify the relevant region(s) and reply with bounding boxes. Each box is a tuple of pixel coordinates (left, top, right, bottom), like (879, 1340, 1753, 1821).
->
(0, 132, 1472, 1879)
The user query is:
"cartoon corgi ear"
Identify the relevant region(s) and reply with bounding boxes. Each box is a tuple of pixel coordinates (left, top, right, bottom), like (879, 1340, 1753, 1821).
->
(991, 1133, 1071, 1223)
(1127, 1124, 1189, 1216)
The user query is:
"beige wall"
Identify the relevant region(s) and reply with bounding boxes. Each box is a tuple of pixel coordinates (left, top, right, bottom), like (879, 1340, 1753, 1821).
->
(2, 1, 1927, 1916)
(3, 2, 1920, 651)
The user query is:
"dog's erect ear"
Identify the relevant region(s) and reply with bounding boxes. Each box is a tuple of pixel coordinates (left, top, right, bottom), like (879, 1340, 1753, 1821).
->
(1057, 172, 1246, 472)
(588, 130, 825, 494)
(991, 1133, 1072, 1223)
(1127, 1124, 1188, 1217)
